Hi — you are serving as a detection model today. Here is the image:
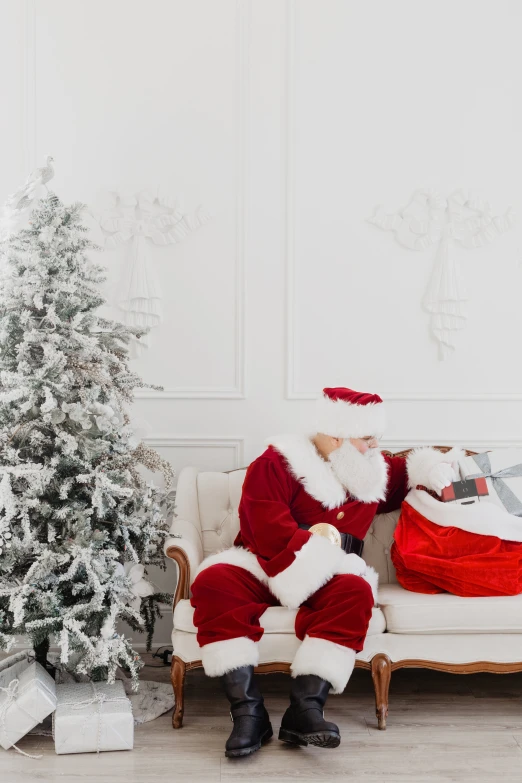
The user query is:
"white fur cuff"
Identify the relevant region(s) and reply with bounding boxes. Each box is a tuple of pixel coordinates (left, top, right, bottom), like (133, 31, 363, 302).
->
(201, 637, 259, 677)
(193, 546, 269, 587)
(291, 635, 356, 694)
(406, 446, 465, 491)
(335, 555, 379, 605)
(268, 534, 345, 610)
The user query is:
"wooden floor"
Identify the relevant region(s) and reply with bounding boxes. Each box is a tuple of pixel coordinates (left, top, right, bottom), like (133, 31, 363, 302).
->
(2, 656, 522, 782)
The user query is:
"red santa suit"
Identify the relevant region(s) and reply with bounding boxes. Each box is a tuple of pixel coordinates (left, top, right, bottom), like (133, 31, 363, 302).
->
(190, 388, 460, 694)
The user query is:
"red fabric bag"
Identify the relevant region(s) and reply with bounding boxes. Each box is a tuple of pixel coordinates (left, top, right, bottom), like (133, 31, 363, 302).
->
(392, 499, 522, 597)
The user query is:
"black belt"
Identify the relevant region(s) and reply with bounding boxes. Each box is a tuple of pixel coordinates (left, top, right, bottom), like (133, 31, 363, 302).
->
(298, 524, 364, 557)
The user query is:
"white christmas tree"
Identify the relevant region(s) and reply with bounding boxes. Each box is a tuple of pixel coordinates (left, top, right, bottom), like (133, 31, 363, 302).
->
(0, 188, 175, 687)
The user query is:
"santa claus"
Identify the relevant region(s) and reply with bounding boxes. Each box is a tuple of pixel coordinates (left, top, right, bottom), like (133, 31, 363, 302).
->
(190, 386, 462, 757)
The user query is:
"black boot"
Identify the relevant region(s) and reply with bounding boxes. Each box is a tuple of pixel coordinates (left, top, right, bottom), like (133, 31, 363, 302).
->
(220, 666, 273, 758)
(279, 674, 340, 748)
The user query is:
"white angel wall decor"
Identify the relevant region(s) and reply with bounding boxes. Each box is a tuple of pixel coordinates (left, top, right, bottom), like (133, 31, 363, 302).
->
(95, 188, 211, 357)
(367, 189, 515, 358)
(0, 155, 55, 241)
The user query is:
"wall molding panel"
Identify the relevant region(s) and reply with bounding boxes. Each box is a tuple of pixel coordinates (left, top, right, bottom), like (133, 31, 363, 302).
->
(25, 0, 249, 402)
(23, 0, 37, 174)
(134, 0, 249, 400)
(143, 436, 245, 470)
(289, 391, 522, 402)
(283, 0, 522, 403)
(382, 438, 522, 452)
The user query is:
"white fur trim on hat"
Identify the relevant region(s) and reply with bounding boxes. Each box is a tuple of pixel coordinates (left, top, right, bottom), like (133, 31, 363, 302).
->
(406, 446, 465, 491)
(291, 635, 356, 695)
(201, 637, 259, 677)
(268, 534, 345, 610)
(316, 395, 386, 438)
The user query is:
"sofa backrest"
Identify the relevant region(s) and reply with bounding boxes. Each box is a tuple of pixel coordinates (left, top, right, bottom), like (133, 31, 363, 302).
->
(192, 469, 399, 585)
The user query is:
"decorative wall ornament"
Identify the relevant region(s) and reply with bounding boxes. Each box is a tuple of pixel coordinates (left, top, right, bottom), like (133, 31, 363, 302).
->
(367, 189, 515, 358)
(95, 188, 211, 357)
(0, 155, 54, 241)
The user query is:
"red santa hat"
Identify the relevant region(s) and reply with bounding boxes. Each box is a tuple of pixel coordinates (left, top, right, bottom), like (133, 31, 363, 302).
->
(315, 386, 386, 439)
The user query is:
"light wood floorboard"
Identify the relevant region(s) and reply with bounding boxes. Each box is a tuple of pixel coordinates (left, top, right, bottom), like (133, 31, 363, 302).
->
(2, 659, 522, 782)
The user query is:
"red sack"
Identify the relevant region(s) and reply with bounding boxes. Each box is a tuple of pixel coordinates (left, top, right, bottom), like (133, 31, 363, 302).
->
(391, 499, 522, 597)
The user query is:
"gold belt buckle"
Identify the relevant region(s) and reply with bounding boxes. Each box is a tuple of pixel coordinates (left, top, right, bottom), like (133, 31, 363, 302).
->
(308, 522, 342, 548)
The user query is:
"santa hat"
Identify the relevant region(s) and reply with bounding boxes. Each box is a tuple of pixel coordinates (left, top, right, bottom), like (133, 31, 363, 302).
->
(315, 387, 386, 438)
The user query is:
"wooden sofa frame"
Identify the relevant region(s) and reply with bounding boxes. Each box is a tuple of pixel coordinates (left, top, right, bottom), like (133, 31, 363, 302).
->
(167, 447, 522, 730)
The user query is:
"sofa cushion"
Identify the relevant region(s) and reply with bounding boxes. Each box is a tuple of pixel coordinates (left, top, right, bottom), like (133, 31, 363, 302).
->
(378, 584, 522, 634)
(174, 600, 386, 636)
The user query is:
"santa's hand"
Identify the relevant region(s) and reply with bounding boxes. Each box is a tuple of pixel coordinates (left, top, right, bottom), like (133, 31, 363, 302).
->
(427, 462, 457, 493)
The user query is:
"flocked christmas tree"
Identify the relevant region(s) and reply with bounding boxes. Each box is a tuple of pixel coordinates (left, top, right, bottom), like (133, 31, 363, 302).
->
(0, 184, 175, 687)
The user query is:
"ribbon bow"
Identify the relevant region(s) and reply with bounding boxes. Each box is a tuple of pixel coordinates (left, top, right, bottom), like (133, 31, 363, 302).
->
(469, 453, 522, 517)
(0, 678, 42, 759)
(63, 682, 128, 754)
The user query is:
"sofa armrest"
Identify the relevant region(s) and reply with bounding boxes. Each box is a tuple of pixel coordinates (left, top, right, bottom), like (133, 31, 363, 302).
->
(164, 517, 204, 608)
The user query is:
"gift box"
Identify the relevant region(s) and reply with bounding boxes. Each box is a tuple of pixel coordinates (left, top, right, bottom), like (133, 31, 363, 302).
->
(0, 656, 57, 750)
(459, 449, 522, 517)
(53, 680, 134, 755)
(440, 477, 489, 505)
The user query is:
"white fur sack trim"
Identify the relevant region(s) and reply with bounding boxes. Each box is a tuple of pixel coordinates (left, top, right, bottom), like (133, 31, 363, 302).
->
(201, 637, 259, 677)
(267, 433, 346, 510)
(406, 489, 522, 543)
(193, 546, 269, 586)
(406, 446, 465, 490)
(268, 533, 345, 610)
(291, 635, 356, 695)
(335, 555, 379, 605)
(316, 395, 386, 439)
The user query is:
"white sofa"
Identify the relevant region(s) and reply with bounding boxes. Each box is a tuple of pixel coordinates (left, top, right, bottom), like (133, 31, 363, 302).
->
(165, 453, 522, 730)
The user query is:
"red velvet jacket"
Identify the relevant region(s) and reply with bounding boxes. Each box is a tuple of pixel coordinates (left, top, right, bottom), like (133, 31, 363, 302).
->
(236, 445, 407, 567)
(229, 437, 409, 609)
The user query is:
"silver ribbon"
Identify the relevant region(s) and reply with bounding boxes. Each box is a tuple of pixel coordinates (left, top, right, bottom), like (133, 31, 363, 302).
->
(468, 453, 522, 517)
(0, 679, 43, 759)
(63, 682, 129, 754)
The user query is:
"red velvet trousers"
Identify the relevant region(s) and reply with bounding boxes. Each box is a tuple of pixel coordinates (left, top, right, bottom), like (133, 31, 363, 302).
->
(190, 564, 374, 652)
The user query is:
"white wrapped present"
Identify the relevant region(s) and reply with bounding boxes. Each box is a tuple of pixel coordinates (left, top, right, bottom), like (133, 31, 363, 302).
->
(459, 449, 522, 517)
(0, 656, 57, 751)
(53, 680, 134, 755)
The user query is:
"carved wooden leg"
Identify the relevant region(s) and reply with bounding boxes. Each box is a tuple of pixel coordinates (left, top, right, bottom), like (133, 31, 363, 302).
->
(371, 653, 392, 730)
(171, 655, 186, 729)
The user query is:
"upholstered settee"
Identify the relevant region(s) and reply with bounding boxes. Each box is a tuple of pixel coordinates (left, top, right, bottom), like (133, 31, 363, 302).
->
(164, 449, 522, 731)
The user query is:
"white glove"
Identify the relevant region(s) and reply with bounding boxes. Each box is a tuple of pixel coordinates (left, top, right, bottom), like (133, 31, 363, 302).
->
(427, 462, 458, 493)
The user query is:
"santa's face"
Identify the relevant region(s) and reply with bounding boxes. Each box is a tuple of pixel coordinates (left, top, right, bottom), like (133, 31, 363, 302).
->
(349, 436, 379, 455)
(328, 437, 388, 503)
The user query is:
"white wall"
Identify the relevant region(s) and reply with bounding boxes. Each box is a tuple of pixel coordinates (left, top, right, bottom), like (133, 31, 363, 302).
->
(2, 0, 522, 646)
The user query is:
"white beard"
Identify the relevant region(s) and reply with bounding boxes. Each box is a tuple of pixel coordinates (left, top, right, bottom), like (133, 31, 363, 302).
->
(328, 440, 389, 504)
